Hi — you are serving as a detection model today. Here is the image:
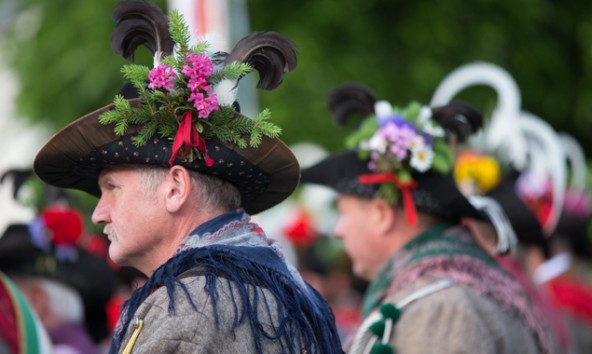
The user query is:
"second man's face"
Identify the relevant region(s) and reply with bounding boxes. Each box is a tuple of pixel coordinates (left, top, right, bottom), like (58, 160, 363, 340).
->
(334, 195, 387, 281)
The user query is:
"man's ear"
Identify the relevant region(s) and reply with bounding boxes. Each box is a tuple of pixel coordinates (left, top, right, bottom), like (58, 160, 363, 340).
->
(164, 166, 192, 213)
(370, 198, 397, 237)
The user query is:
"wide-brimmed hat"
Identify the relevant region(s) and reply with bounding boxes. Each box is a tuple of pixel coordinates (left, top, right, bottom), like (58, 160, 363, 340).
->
(301, 84, 486, 224)
(33, 0, 299, 215)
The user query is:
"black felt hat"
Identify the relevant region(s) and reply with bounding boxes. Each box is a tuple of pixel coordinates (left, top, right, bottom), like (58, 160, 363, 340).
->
(33, 1, 299, 215)
(302, 150, 485, 222)
(301, 83, 486, 223)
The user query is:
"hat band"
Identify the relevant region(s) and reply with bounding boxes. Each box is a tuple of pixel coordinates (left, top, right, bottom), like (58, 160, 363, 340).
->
(359, 173, 418, 226)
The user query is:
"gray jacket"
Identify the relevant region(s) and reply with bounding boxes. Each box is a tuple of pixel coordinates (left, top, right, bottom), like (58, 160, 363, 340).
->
(118, 269, 309, 354)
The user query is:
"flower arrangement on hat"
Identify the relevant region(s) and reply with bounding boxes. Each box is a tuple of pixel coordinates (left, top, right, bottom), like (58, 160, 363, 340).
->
(98, 10, 281, 167)
(346, 100, 455, 224)
(29, 205, 85, 266)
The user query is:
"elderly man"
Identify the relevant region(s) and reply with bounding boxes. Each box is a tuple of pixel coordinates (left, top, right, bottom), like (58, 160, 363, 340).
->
(301, 84, 556, 353)
(33, 1, 341, 353)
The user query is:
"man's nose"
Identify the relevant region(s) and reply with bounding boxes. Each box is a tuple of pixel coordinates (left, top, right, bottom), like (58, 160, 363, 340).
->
(91, 197, 110, 225)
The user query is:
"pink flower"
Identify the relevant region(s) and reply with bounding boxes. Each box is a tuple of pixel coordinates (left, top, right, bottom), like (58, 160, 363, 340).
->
(187, 76, 211, 93)
(189, 92, 219, 118)
(182, 53, 214, 77)
(148, 64, 177, 91)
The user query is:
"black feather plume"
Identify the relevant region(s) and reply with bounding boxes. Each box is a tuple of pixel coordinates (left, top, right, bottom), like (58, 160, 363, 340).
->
(431, 101, 483, 143)
(0, 169, 33, 200)
(327, 83, 378, 126)
(224, 32, 297, 90)
(111, 0, 174, 61)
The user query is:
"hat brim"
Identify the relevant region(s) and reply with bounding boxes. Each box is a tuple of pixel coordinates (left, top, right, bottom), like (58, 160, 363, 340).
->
(301, 150, 485, 221)
(33, 99, 299, 215)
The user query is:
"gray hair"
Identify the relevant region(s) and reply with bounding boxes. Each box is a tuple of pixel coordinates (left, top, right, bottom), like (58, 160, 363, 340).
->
(137, 165, 241, 212)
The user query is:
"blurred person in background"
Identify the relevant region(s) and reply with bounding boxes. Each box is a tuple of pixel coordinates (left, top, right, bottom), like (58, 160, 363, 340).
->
(455, 153, 570, 352)
(302, 83, 557, 353)
(0, 271, 53, 354)
(0, 206, 116, 354)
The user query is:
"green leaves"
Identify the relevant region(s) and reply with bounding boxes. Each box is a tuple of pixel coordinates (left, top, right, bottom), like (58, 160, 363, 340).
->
(346, 117, 378, 149)
(209, 63, 252, 85)
(122, 65, 150, 94)
(168, 9, 191, 52)
(204, 107, 281, 149)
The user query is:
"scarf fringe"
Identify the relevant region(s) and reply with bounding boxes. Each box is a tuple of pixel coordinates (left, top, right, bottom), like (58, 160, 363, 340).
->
(110, 245, 342, 354)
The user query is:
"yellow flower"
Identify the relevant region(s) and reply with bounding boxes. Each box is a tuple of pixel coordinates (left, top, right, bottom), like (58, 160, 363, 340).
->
(454, 151, 501, 195)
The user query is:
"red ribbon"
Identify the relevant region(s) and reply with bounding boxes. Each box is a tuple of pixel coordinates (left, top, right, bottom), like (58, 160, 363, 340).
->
(359, 172, 418, 226)
(169, 111, 213, 166)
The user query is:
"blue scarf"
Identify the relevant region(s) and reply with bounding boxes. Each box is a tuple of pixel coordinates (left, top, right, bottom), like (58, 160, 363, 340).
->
(109, 210, 343, 354)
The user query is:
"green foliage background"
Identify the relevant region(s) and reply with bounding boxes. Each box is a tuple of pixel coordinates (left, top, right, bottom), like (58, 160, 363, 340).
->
(2, 0, 592, 157)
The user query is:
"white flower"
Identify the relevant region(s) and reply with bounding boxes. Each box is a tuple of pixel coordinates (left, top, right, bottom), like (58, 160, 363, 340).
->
(423, 122, 445, 137)
(417, 106, 445, 137)
(417, 106, 432, 125)
(408, 135, 426, 151)
(374, 101, 393, 119)
(367, 134, 388, 153)
(410, 146, 434, 172)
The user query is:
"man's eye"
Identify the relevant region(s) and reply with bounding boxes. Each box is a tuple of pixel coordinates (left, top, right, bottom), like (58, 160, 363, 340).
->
(101, 183, 117, 191)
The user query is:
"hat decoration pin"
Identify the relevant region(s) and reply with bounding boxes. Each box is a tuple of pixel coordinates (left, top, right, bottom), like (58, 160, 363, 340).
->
(103, 1, 294, 166)
(431, 62, 524, 253)
(330, 84, 481, 226)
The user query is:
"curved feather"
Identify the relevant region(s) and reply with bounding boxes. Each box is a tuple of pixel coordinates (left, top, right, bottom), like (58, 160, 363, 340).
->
(559, 133, 587, 189)
(432, 101, 484, 144)
(430, 62, 527, 169)
(518, 112, 566, 235)
(327, 83, 378, 126)
(224, 32, 297, 90)
(0, 168, 33, 200)
(111, 0, 174, 61)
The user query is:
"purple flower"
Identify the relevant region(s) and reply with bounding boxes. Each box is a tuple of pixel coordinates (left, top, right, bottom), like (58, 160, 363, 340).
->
(148, 64, 177, 91)
(422, 132, 433, 146)
(390, 143, 408, 161)
(377, 114, 406, 127)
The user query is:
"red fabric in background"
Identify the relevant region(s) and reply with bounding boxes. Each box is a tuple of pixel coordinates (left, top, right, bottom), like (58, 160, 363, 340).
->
(546, 277, 592, 325)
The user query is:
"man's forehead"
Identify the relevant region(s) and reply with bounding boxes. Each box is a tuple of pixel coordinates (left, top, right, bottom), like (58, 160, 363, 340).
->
(97, 165, 138, 180)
